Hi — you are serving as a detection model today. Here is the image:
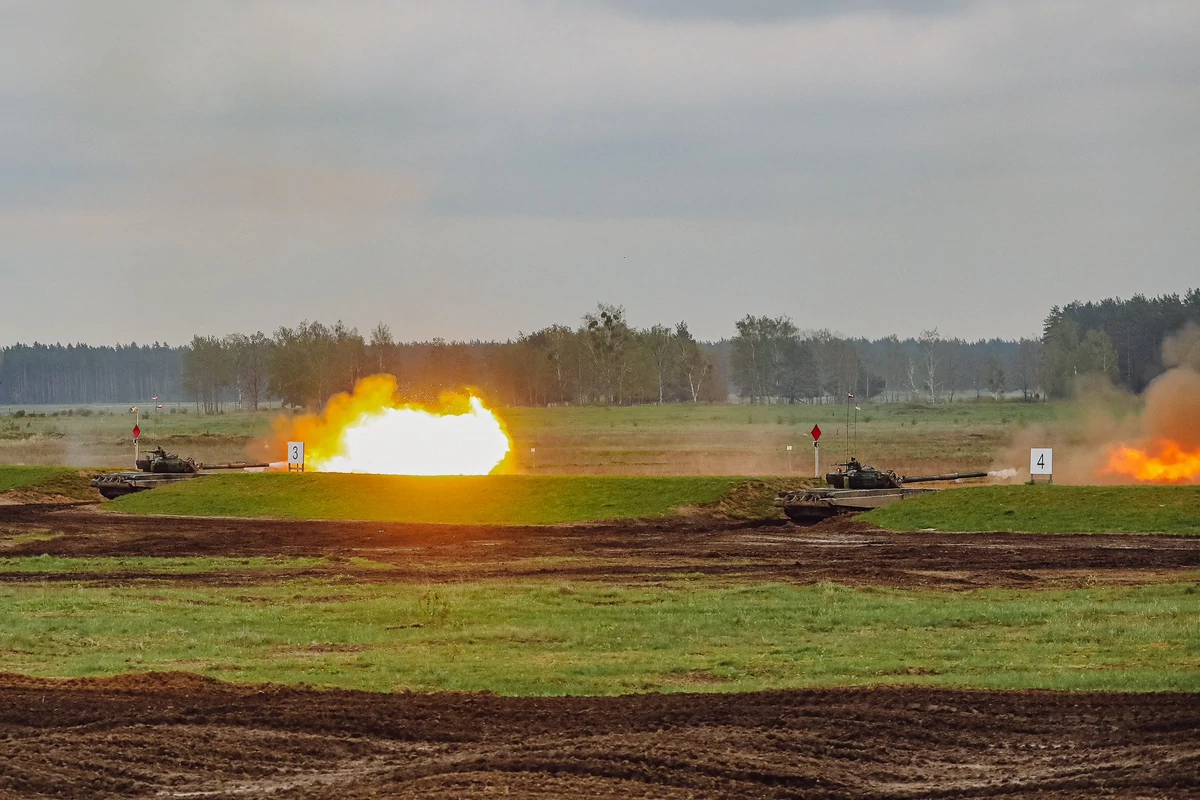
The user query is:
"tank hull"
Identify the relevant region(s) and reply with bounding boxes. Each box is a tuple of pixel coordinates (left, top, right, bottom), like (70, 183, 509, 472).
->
(91, 472, 203, 500)
(774, 487, 937, 524)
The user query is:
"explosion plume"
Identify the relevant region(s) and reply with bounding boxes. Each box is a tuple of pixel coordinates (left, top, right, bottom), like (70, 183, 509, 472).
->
(997, 324, 1200, 484)
(1100, 324, 1200, 484)
(268, 375, 511, 475)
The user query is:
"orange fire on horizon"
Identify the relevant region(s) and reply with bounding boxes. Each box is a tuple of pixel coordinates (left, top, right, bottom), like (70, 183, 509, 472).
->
(1102, 439, 1200, 484)
(1094, 328, 1200, 485)
(273, 375, 511, 475)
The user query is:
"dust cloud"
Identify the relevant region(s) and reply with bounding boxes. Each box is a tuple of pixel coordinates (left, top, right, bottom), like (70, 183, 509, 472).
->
(996, 324, 1200, 485)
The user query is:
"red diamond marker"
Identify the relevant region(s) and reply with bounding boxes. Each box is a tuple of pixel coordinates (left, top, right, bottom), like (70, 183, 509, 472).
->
(132, 424, 141, 439)
(811, 424, 821, 441)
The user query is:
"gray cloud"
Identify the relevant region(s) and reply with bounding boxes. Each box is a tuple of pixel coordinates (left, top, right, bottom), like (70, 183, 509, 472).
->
(1, 0, 1198, 344)
(577, 0, 981, 22)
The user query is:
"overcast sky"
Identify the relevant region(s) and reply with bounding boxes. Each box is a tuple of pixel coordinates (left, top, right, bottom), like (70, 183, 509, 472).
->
(1, 0, 1197, 346)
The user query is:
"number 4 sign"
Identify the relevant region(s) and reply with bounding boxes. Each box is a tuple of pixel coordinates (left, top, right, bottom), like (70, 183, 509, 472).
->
(287, 441, 305, 472)
(1030, 448, 1053, 478)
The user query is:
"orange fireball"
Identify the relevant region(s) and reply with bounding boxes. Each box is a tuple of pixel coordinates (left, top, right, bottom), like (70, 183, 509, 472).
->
(1102, 439, 1200, 484)
(272, 375, 511, 476)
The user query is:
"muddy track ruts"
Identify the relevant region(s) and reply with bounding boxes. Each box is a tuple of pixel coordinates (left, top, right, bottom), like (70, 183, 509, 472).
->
(0, 672, 1196, 798)
(1, 504, 1198, 589)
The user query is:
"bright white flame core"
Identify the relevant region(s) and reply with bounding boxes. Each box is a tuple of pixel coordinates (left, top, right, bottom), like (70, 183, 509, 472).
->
(311, 397, 510, 475)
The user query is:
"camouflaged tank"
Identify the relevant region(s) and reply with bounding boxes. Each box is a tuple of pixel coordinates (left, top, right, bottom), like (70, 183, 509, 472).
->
(91, 447, 267, 500)
(774, 457, 988, 524)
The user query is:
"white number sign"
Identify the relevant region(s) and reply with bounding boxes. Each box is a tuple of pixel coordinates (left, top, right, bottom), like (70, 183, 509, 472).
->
(1030, 448, 1053, 476)
(287, 441, 305, 468)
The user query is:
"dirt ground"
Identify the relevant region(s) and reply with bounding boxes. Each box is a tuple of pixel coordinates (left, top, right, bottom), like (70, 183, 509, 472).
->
(2, 505, 1198, 798)
(0, 671, 1197, 799)
(1, 504, 1198, 590)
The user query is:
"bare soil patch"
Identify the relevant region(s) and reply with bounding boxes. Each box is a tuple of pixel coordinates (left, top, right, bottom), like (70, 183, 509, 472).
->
(0, 505, 1197, 589)
(0, 672, 1195, 798)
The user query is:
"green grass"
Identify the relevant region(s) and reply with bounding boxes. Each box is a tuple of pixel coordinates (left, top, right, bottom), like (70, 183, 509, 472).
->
(866, 485, 1200, 534)
(109, 473, 743, 524)
(0, 578, 1196, 694)
(0, 466, 95, 500)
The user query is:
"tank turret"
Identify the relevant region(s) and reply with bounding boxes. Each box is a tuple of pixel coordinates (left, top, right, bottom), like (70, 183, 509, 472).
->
(824, 458, 903, 490)
(135, 447, 199, 474)
(824, 458, 987, 490)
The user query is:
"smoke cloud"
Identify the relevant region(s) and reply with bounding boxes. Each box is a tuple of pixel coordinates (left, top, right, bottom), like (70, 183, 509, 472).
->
(996, 325, 1200, 484)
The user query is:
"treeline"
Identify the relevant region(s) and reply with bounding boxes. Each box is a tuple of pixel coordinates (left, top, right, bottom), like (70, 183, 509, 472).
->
(179, 306, 727, 410)
(4, 290, 1196, 408)
(1043, 289, 1200, 394)
(1, 306, 1039, 409)
(727, 316, 1041, 404)
(177, 308, 1043, 410)
(0, 343, 185, 405)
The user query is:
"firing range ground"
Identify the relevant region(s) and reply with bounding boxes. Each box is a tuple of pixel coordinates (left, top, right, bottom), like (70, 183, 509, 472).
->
(1, 672, 1197, 798)
(2, 505, 1198, 797)
(1, 504, 1198, 589)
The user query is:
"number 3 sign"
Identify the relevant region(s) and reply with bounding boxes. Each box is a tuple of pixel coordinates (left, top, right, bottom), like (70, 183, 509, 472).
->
(287, 441, 305, 472)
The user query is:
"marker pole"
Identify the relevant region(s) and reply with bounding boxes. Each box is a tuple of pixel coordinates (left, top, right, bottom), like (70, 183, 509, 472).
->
(814, 441, 819, 478)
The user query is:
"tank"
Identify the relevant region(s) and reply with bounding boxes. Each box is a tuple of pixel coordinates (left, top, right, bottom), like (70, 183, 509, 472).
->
(91, 447, 269, 500)
(775, 457, 988, 524)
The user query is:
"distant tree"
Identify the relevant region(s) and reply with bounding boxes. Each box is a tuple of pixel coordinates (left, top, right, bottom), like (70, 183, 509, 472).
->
(880, 335, 906, 402)
(1081, 328, 1119, 379)
(731, 315, 798, 404)
(580, 304, 634, 404)
(940, 337, 963, 402)
(985, 358, 1007, 396)
(269, 324, 312, 408)
(827, 338, 862, 399)
(183, 335, 235, 413)
(518, 324, 577, 404)
(807, 329, 835, 401)
(368, 322, 395, 375)
(674, 322, 712, 402)
(544, 324, 578, 404)
(917, 328, 940, 403)
(422, 338, 476, 398)
(332, 321, 367, 391)
(225, 331, 272, 410)
(1013, 338, 1042, 401)
(269, 320, 364, 408)
(776, 338, 818, 403)
(641, 324, 676, 404)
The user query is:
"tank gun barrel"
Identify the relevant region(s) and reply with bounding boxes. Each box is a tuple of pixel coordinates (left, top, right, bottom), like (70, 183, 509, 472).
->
(198, 461, 271, 471)
(900, 471, 988, 484)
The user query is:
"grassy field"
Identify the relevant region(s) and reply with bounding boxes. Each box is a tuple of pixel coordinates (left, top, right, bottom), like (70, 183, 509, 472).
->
(6, 401, 1193, 700)
(867, 485, 1200, 535)
(0, 400, 1064, 475)
(0, 466, 96, 500)
(109, 473, 749, 524)
(0, 576, 1195, 694)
